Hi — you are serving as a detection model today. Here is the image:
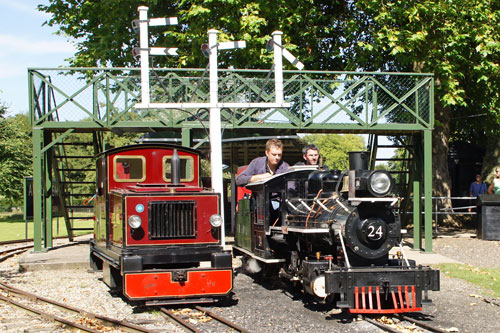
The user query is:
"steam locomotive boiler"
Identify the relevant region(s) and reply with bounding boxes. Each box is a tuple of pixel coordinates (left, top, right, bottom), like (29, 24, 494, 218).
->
(89, 144, 232, 306)
(233, 152, 439, 313)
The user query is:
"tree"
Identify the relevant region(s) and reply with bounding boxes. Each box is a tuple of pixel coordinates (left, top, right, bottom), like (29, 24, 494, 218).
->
(302, 134, 365, 170)
(38, 0, 351, 70)
(0, 109, 32, 207)
(350, 0, 500, 205)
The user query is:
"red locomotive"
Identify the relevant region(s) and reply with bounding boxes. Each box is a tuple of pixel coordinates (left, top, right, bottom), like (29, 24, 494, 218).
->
(90, 144, 233, 305)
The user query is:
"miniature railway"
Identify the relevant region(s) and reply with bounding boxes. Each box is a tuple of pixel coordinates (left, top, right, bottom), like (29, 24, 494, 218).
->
(161, 306, 249, 333)
(0, 282, 158, 332)
(0, 239, 35, 246)
(0, 244, 33, 263)
(362, 314, 448, 333)
(0, 235, 80, 246)
(0, 237, 90, 263)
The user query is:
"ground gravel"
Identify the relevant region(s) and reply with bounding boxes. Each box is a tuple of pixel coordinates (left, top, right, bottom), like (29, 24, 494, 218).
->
(404, 228, 500, 333)
(0, 231, 499, 332)
(432, 228, 500, 269)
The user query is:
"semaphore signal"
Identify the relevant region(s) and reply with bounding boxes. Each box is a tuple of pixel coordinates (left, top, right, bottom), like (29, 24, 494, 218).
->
(131, 6, 304, 249)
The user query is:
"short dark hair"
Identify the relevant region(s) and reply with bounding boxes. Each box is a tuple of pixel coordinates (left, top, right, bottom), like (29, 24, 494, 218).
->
(302, 144, 319, 155)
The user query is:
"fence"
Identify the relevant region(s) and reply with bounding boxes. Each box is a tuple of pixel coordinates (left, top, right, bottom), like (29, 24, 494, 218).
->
(403, 196, 478, 233)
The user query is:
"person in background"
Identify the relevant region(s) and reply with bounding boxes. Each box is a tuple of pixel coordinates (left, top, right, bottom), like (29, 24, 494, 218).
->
(470, 174, 487, 197)
(470, 174, 488, 212)
(295, 144, 320, 166)
(236, 138, 290, 186)
(488, 167, 500, 194)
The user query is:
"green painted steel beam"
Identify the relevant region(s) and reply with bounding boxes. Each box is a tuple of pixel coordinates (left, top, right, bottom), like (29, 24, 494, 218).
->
(32, 128, 43, 252)
(423, 129, 433, 252)
(44, 131, 53, 248)
(33, 121, 431, 132)
(29, 68, 434, 132)
(413, 134, 423, 250)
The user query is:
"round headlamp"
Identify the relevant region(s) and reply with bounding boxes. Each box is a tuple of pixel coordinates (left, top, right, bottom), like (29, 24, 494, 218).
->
(128, 215, 142, 229)
(209, 214, 223, 228)
(368, 171, 393, 196)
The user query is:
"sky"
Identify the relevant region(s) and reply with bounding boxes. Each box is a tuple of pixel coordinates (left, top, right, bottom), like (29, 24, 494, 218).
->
(0, 0, 76, 115)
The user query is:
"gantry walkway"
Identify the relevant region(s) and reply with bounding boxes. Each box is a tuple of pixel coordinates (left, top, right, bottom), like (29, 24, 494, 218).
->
(29, 67, 434, 252)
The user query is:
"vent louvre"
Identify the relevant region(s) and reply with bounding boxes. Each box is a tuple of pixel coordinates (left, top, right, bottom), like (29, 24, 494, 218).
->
(149, 201, 196, 239)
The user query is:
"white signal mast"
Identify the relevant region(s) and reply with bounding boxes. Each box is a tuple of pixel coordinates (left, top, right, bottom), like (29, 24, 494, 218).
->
(133, 6, 303, 249)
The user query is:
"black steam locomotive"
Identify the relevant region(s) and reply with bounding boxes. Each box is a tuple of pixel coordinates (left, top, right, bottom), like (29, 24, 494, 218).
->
(233, 152, 439, 314)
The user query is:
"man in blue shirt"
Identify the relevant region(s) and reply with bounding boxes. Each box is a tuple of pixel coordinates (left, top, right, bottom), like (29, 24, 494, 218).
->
(236, 138, 290, 186)
(470, 174, 487, 197)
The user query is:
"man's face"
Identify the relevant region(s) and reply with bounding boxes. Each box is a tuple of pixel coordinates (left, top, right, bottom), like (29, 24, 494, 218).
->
(476, 175, 482, 182)
(303, 149, 319, 165)
(265, 146, 283, 167)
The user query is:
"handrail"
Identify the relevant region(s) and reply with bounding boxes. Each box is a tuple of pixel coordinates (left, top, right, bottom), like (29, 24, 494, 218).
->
(29, 68, 434, 133)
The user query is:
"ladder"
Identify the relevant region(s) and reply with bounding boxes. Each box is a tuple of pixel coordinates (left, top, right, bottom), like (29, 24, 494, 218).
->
(34, 74, 102, 241)
(52, 135, 100, 241)
(368, 134, 415, 225)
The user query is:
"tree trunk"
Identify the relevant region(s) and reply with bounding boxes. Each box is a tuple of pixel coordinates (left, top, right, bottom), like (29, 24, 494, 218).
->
(432, 104, 454, 225)
(481, 135, 500, 184)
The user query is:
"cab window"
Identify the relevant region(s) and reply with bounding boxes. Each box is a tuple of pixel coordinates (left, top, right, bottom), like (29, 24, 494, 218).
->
(163, 156, 194, 182)
(113, 156, 146, 182)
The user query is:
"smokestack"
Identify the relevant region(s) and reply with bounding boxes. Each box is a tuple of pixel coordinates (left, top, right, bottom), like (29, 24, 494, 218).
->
(348, 151, 370, 170)
(171, 149, 181, 185)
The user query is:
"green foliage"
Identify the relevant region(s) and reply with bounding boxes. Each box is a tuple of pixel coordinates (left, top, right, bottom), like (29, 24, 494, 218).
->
(302, 134, 365, 170)
(0, 110, 32, 206)
(438, 263, 500, 298)
(38, 0, 350, 70)
(374, 163, 388, 171)
(353, 0, 500, 142)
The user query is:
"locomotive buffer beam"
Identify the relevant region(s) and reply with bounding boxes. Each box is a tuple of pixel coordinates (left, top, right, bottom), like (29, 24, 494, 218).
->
(324, 266, 440, 313)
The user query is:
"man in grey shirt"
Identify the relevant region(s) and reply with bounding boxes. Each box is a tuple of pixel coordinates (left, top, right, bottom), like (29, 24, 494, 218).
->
(236, 138, 290, 186)
(295, 144, 320, 166)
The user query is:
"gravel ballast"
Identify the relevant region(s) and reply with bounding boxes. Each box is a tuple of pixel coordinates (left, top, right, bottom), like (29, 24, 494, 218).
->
(0, 231, 498, 332)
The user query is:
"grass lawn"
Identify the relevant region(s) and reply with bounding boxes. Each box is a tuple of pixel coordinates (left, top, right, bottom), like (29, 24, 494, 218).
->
(438, 263, 500, 299)
(0, 212, 93, 242)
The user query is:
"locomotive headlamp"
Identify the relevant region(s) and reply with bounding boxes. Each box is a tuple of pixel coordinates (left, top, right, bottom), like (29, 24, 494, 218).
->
(128, 215, 142, 229)
(209, 214, 223, 228)
(368, 170, 393, 197)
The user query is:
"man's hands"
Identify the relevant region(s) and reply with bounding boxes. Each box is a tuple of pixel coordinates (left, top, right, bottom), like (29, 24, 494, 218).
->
(249, 172, 273, 183)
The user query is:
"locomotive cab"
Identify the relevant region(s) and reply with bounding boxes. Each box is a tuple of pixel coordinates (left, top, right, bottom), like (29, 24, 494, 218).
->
(234, 152, 439, 314)
(90, 144, 232, 305)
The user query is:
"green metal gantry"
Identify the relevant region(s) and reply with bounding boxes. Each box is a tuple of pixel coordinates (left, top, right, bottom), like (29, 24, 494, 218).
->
(29, 67, 434, 252)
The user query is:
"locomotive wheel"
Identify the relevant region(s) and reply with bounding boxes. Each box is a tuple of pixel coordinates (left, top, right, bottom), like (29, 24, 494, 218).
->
(261, 263, 280, 280)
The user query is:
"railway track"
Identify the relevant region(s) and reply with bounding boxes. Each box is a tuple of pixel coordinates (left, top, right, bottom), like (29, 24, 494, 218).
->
(0, 236, 92, 263)
(362, 314, 449, 333)
(0, 239, 35, 246)
(0, 244, 33, 263)
(0, 235, 82, 246)
(161, 306, 249, 332)
(0, 282, 160, 332)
